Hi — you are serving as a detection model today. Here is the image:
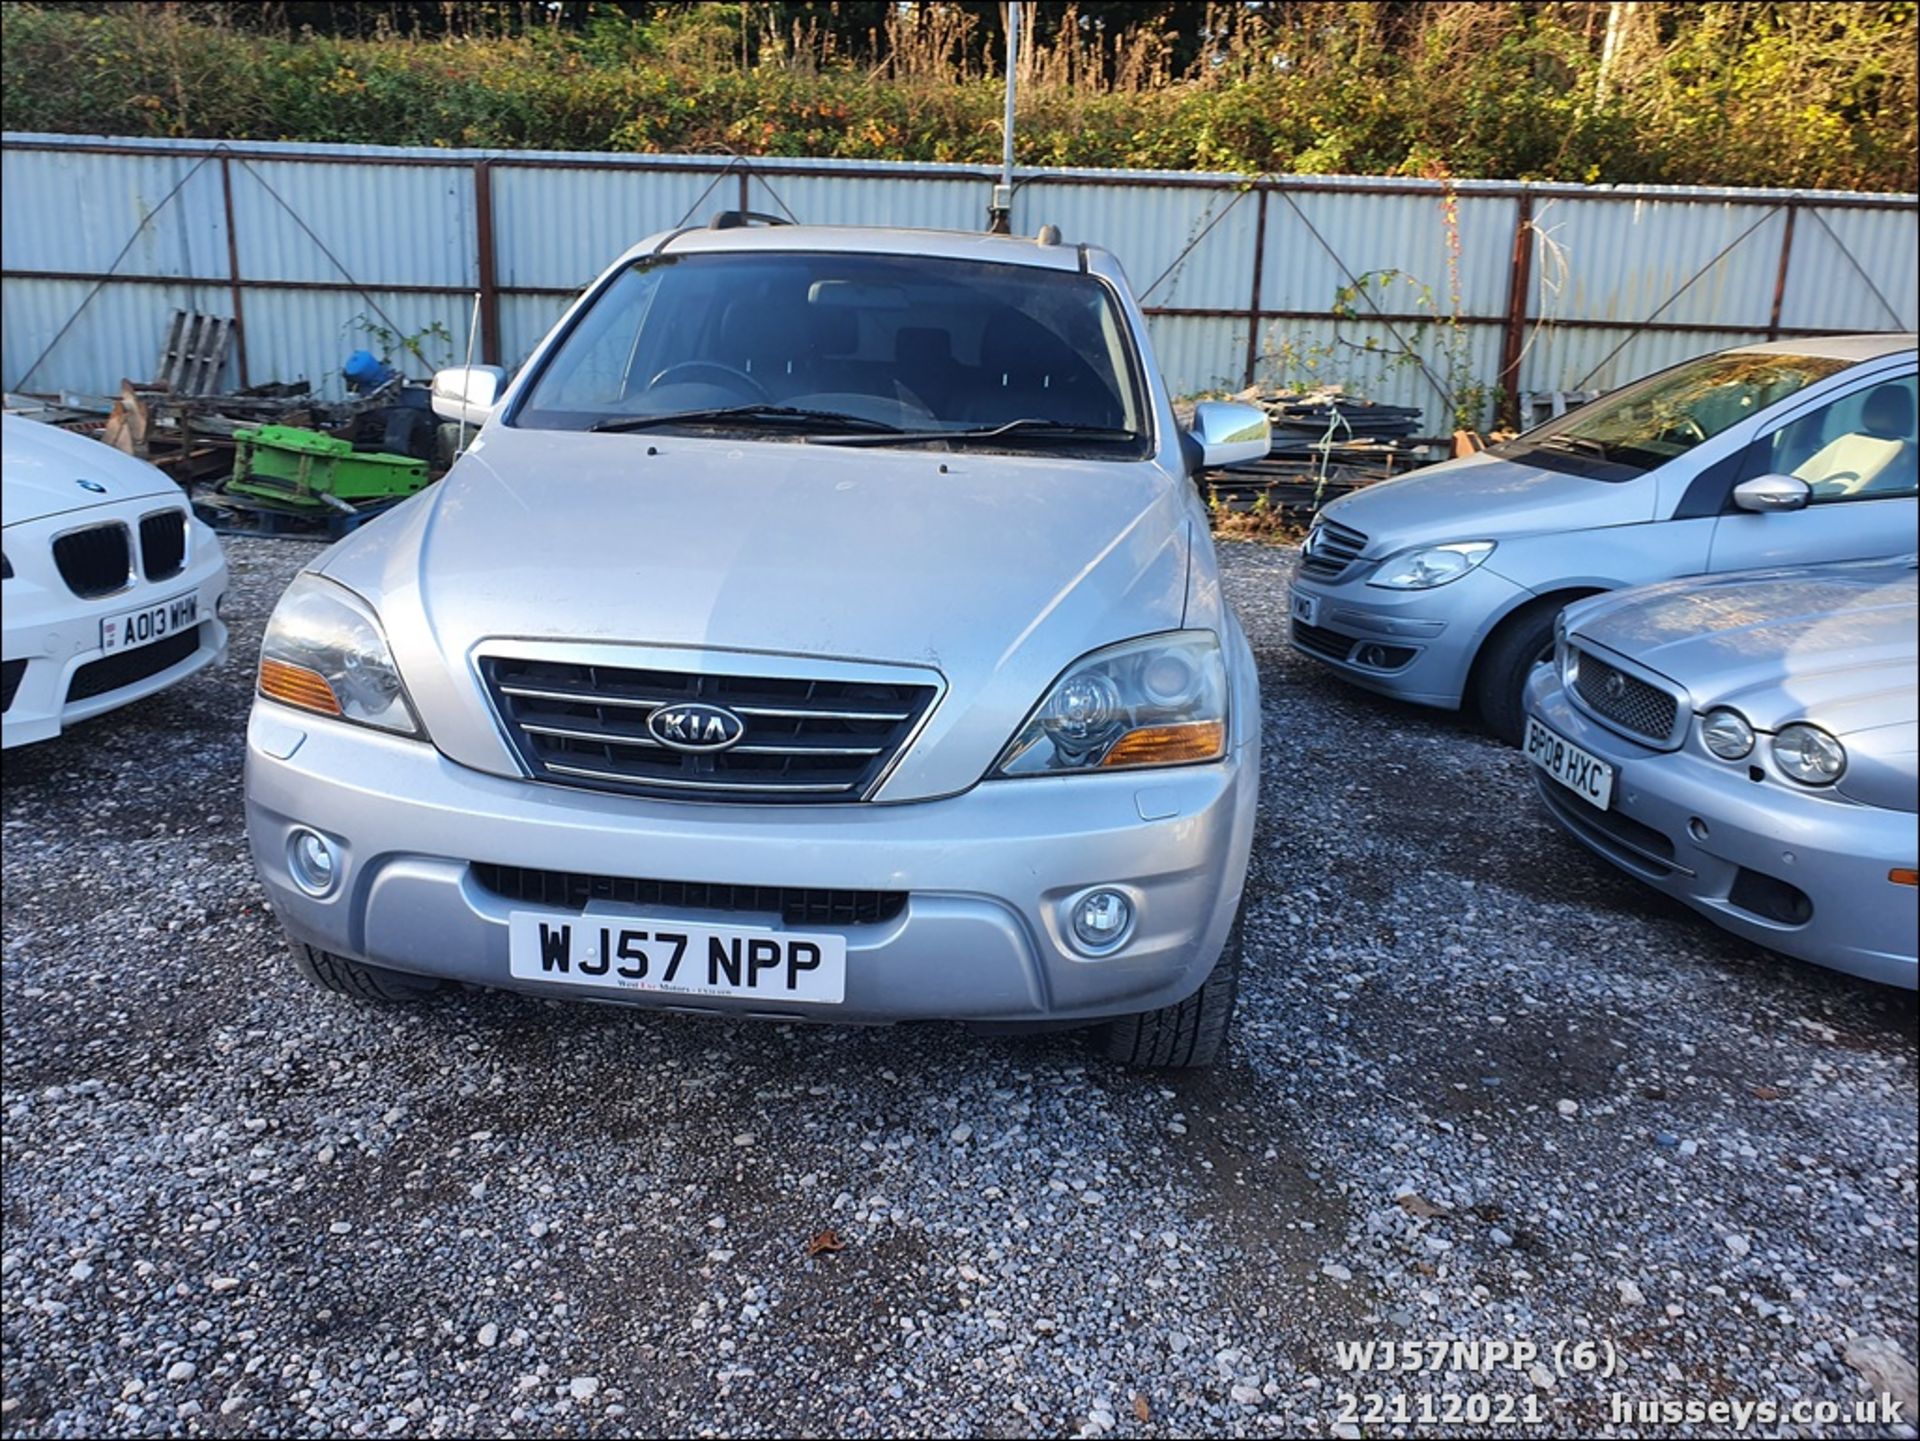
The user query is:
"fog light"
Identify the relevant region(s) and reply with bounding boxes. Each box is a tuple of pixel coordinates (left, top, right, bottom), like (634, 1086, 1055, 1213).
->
(1353, 642, 1415, 671)
(287, 827, 338, 896)
(1071, 889, 1133, 952)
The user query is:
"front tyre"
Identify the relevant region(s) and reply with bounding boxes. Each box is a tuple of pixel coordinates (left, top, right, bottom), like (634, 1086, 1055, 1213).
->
(290, 942, 445, 1002)
(1096, 912, 1243, 1068)
(1472, 599, 1565, 746)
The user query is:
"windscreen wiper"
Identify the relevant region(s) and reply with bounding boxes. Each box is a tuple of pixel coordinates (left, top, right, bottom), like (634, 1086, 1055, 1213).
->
(1536, 434, 1612, 460)
(808, 417, 1144, 448)
(590, 405, 903, 434)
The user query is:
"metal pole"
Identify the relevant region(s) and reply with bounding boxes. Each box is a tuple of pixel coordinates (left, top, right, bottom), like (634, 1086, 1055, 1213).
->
(1767, 201, 1798, 340)
(1496, 189, 1534, 431)
(219, 155, 250, 389)
(1242, 187, 1269, 389)
(473, 160, 502, 366)
(988, 3, 1018, 233)
(456, 290, 481, 460)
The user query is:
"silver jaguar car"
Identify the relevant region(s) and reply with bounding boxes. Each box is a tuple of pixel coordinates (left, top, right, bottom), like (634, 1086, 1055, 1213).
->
(1290, 335, 1917, 743)
(243, 219, 1271, 1066)
(1524, 557, 1918, 988)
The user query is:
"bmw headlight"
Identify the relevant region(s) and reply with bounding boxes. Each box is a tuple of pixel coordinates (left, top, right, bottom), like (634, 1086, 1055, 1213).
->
(1369, 541, 1495, 590)
(258, 573, 422, 736)
(1701, 709, 1755, 760)
(1771, 723, 1845, 785)
(995, 632, 1227, 776)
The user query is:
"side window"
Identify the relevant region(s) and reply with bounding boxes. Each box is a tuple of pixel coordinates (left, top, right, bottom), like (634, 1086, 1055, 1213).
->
(1761, 374, 1918, 502)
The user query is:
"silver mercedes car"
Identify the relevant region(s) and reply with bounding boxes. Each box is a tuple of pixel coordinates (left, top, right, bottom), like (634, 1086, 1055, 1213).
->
(242, 219, 1272, 1066)
(1290, 335, 1917, 742)
(1524, 557, 1918, 988)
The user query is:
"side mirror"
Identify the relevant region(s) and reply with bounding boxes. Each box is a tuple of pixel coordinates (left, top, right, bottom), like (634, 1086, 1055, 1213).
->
(1731, 473, 1812, 514)
(430, 365, 509, 427)
(1186, 400, 1270, 472)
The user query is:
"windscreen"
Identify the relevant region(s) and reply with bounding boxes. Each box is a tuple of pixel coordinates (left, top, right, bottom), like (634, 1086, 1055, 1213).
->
(512, 250, 1147, 451)
(1500, 350, 1854, 478)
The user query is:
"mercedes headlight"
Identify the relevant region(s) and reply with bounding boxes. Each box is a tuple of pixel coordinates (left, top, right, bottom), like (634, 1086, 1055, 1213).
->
(1701, 709, 1755, 760)
(1368, 541, 1495, 590)
(995, 632, 1227, 776)
(1771, 723, 1845, 785)
(258, 573, 422, 736)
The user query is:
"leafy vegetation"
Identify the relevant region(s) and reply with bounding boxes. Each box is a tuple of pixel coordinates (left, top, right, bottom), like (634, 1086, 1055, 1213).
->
(3, 2, 1913, 191)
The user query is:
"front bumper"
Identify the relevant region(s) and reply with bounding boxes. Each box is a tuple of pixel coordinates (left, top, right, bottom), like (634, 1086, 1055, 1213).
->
(1525, 671, 1917, 988)
(245, 705, 1259, 1025)
(1286, 563, 1529, 709)
(2, 539, 228, 749)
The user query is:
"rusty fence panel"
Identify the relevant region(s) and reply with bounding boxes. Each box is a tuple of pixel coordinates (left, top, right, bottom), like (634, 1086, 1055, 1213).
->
(2, 132, 1913, 430)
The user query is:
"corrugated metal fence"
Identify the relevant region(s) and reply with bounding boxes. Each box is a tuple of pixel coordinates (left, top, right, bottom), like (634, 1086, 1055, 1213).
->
(4, 132, 1915, 432)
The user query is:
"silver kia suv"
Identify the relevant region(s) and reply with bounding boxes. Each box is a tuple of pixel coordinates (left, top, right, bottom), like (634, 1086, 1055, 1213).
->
(243, 217, 1271, 1067)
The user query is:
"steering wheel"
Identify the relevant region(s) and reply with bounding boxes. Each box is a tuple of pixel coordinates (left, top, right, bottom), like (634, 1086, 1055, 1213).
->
(647, 362, 770, 401)
(1662, 414, 1708, 444)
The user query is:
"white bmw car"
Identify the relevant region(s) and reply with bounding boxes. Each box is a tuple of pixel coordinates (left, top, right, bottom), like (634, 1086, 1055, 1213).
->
(2, 415, 229, 748)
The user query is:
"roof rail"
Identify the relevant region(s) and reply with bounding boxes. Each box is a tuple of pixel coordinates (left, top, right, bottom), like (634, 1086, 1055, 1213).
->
(707, 210, 792, 230)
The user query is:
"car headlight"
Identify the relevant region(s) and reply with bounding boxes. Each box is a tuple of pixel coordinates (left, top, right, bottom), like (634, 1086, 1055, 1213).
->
(1701, 708, 1755, 760)
(1368, 541, 1495, 590)
(1771, 723, 1845, 785)
(258, 573, 422, 736)
(995, 632, 1227, 776)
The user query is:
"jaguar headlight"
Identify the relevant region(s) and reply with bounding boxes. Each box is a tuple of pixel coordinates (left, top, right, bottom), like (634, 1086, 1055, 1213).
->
(1771, 723, 1845, 785)
(996, 632, 1227, 776)
(258, 573, 422, 736)
(1369, 541, 1495, 590)
(1701, 709, 1755, 760)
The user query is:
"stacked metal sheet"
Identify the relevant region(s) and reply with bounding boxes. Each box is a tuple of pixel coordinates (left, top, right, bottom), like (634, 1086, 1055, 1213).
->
(1262, 391, 1425, 455)
(1193, 386, 1437, 525)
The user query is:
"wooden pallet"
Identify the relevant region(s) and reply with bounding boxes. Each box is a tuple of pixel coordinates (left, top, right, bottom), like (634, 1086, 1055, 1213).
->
(155, 310, 234, 396)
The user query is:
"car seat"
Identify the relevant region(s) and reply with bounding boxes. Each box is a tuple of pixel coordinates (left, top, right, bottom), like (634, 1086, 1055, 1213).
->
(715, 297, 812, 390)
(893, 327, 962, 420)
(965, 310, 1122, 428)
(1793, 380, 1918, 498)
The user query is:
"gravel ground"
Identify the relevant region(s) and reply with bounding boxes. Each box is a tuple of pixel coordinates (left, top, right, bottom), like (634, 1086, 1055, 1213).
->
(3, 536, 1916, 1439)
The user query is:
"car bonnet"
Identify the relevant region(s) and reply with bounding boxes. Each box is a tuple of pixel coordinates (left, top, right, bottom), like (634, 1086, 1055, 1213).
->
(1316, 450, 1659, 556)
(1566, 559, 1920, 733)
(315, 426, 1195, 799)
(2, 415, 184, 526)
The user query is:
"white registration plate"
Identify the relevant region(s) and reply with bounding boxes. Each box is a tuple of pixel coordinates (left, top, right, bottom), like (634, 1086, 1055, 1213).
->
(507, 912, 847, 1004)
(1289, 588, 1320, 626)
(100, 591, 198, 654)
(1524, 715, 1615, 810)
